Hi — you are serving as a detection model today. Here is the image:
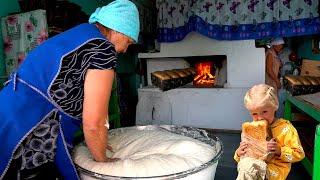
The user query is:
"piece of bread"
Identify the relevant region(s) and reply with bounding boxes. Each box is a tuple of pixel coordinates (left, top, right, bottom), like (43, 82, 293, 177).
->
(172, 69, 188, 78)
(185, 68, 196, 75)
(163, 71, 180, 79)
(297, 76, 311, 85)
(308, 76, 320, 85)
(285, 75, 303, 85)
(304, 76, 318, 85)
(152, 71, 170, 80)
(242, 120, 268, 141)
(241, 120, 269, 160)
(180, 69, 192, 76)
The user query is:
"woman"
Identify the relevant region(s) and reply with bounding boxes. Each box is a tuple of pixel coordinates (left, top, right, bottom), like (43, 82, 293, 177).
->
(0, 0, 139, 179)
(265, 38, 284, 92)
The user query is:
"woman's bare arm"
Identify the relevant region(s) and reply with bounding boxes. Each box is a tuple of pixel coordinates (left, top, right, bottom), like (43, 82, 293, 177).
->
(82, 69, 114, 162)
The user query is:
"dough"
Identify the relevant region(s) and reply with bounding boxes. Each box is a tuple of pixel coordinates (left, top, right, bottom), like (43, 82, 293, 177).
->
(73, 128, 216, 177)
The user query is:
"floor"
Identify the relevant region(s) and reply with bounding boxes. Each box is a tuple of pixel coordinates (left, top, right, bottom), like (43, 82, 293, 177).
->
(207, 131, 311, 180)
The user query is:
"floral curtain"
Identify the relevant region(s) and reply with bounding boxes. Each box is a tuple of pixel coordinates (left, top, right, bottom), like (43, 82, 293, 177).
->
(1, 9, 48, 75)
(157, 0, 320, 42)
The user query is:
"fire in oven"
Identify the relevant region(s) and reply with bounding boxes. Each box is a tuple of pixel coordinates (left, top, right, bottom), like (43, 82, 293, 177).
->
(151, 55, 227, 91)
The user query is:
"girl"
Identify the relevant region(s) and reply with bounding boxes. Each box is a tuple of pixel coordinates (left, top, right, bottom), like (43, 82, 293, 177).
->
(234, 84, 305, 180)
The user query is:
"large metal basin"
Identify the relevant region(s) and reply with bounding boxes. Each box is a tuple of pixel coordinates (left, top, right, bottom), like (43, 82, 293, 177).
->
(74, 125, 223, 180)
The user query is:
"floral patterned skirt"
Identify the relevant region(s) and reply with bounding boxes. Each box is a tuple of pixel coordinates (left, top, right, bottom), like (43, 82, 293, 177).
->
(4, 111, 60, 179)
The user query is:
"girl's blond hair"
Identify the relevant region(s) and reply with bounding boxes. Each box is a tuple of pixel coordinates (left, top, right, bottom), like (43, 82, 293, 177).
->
(244, 84, 279, 110)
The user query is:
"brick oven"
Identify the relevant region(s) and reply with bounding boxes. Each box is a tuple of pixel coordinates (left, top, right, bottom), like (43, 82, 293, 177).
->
(136, 32, 265, 130)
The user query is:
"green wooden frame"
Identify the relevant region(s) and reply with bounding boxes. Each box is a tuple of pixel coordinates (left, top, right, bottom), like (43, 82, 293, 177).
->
(284, 92, 320, 180)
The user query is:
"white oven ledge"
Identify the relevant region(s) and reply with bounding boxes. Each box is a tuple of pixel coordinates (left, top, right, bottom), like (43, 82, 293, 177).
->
(136, 87, 252, 130)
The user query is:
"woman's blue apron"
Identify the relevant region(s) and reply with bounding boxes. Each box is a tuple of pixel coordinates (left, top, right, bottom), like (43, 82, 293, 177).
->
(0, 23, 106, 180)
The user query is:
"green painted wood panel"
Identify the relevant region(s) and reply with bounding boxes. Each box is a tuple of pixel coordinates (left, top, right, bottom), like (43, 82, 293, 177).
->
(0, 0, 20, 86)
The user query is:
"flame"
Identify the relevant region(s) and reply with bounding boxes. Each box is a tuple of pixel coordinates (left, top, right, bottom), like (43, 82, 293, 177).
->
(193, 62, 215, 86)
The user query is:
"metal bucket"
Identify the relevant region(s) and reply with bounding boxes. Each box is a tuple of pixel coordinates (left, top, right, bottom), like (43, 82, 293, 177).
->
(74, 125, 223, 180)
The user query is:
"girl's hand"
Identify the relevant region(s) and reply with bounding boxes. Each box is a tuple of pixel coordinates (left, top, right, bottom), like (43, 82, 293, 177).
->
(267, 138, 281, 156)
(236, 141, 248, 157)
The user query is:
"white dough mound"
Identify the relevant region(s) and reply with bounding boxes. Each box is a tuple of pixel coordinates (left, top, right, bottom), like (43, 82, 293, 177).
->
(73, 129, 215, 177)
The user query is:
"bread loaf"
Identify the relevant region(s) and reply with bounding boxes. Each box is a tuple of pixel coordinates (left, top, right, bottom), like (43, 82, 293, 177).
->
(163, 71, 180, 79)
(185, 68, 196, 75)
(285, 75, 303, 85)
(172, 69, 188, 78)
(308, 76, 320, 84)
(296, 76, 312, 85)
(304, 76, 318, 85)
(151, 68, 196, 91)
(284, 75, 320, 95)
(152, 71, 170, 80)
(180, 69, 192, 76)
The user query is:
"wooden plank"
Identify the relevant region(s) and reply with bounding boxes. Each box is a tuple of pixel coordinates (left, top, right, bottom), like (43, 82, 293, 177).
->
(284, 100, 293, 120)
(301, 157, 313, 177)
(297, 93, 320, 111)
(286, 92, 320, 123)
(313, 125, 320, 180)
(284, 92, 320, 179)
(301, 59, 320, 77)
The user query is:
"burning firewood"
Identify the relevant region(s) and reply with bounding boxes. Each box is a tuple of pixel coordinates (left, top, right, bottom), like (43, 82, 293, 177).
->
(193, 62, 215, 87)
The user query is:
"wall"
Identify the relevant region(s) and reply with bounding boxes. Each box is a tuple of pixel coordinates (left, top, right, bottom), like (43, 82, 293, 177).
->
(0, 0, 20, 83)
(136, 86, 251, 130)
(69, 0, 106, 15)
(297, 35, 320, 60)
(168, 88, 250, 130)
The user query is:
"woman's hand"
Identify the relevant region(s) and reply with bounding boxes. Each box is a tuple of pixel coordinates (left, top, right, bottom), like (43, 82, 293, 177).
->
(267, 138, 281, 156)
(83, 69, 115, 162)
(106, 144, 114, 152)
(236, 141, 248, 157)
(106, 157, 120, 162)
(105, 144, 120, 162)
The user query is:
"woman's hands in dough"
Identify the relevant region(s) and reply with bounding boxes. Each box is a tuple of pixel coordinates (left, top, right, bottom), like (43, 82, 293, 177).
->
(106, 144, 114, 152)
(105, 157, 120, 162)
(106, 144, 120, 162)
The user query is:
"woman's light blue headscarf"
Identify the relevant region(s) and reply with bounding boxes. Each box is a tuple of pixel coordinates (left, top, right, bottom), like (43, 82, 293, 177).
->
(89, 0, 140, 42)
